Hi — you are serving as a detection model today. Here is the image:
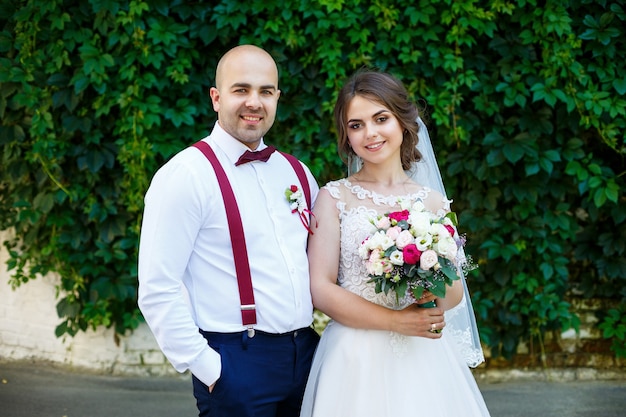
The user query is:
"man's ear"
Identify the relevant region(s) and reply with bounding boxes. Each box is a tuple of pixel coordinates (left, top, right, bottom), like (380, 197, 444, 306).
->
(209, 87, 220, 112)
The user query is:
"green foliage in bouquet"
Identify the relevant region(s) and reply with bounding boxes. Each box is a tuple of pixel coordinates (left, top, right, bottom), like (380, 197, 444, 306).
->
(407, 260, 459, 301)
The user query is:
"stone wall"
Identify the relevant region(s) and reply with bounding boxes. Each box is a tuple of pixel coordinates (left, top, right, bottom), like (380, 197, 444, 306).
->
(0, 230, 176, 377)
(477, 297, 625, 377)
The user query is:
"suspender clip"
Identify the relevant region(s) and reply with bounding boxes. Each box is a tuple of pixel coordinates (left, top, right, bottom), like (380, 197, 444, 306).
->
(247, 326, 255, 338)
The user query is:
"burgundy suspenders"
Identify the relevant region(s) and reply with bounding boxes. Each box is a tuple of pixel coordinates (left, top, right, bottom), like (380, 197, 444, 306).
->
(192, 141, 311, 336)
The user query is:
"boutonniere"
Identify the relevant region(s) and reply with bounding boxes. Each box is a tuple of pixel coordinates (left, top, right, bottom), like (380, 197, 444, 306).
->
(285, 185, 316, 234)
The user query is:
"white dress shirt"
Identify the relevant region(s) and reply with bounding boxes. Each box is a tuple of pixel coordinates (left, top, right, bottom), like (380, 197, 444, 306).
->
(138, 122, 319, 387)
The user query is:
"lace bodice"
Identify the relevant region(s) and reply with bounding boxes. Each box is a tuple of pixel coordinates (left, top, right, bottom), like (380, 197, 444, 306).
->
(325, 178, 450, 310)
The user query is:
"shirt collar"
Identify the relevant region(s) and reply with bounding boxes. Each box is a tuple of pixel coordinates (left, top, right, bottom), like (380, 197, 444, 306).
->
(210, 121, 269, 166)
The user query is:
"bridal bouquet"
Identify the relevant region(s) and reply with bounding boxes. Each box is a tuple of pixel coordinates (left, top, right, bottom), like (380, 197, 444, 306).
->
(358, 199, 470, 304)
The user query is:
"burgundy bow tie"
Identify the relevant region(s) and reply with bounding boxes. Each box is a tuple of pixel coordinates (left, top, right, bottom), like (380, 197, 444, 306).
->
(235, 146, 277, 166)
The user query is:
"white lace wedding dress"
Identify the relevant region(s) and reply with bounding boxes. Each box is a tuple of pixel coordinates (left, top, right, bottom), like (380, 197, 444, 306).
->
(300, 179, 491, 417)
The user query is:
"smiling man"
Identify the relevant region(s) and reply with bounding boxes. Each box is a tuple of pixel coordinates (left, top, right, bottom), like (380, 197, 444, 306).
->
(210, 46, 280, 148)
(138, 45, 320, 417)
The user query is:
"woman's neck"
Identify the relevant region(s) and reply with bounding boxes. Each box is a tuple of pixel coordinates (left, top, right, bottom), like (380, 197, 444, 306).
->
(352, 164, 410, 187)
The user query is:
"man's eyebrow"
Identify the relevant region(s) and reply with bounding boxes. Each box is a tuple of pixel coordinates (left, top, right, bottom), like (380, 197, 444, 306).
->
(230, 82, 277, 91)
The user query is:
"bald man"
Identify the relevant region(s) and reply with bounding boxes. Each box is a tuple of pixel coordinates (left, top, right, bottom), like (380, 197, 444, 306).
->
(138, 45, 320, 417)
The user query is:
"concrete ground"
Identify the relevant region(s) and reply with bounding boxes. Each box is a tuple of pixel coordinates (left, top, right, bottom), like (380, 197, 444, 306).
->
(1, 362, 625, 417)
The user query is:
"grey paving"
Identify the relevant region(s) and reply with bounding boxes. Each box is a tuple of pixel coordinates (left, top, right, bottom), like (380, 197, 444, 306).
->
(0, 362, 625, 416)
(0, 362, 196, 417)
(480, 379, 626, 417)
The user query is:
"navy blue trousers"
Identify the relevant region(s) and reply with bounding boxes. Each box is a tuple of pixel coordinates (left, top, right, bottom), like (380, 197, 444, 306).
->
(192, 327, 319, 417)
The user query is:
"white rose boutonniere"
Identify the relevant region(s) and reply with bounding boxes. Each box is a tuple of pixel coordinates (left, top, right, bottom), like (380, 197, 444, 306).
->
(285, 185, 316, 234)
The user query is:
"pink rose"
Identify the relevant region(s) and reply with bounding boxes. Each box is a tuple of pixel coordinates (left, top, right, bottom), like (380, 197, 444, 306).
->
(388, 210, 409, 222)
(375, 216, 391, 229)
(403, 244, 422, 264)
(419, 249, 439, 270)
(394, 230, 414, 249)
(366, 260, 381, 275)
(386, 226, 402, 240)
(444, 224, 456, 237)
(369, 248, 382, 263)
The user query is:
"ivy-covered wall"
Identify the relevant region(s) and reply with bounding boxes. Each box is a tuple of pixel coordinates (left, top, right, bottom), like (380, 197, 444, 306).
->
(1, 0, 624, 361)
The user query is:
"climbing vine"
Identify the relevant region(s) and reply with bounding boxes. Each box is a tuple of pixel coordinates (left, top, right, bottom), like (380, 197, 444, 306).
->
(1, 0, 624, 359)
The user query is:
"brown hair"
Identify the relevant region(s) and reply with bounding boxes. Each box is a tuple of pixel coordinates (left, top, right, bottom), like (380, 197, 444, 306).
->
(334, 70, 422, 171)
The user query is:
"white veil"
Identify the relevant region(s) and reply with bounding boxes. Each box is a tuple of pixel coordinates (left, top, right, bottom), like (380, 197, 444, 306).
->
(349, 118, 485, 368)
(413, 118, 485, 367)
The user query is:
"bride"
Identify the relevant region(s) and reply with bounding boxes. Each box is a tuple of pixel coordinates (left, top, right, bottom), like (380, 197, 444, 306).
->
(300, 70, 490, 417)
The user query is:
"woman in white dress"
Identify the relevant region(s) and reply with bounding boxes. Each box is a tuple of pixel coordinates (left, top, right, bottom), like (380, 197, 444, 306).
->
(300, 70, 490, 417)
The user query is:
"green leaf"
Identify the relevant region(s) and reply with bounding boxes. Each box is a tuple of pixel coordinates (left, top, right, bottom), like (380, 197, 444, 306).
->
(486, 149, 505, 167)
(33, 192, 54, 213)
(444, 211, 458, 226)
(502, 142, 525, 163)
(605, 182, 619, 203)
(411, 286, 424, 300)
(525, 162, 540, 176)
(440, 259, 458, 282)
(56, 298, 81, 319)
(614, 78, 626, 95)
(539, 157, 554, 174)
(593, 188, 607, 207)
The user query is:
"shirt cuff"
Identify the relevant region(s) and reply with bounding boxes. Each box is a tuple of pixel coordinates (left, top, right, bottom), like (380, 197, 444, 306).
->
(188, 347, 222, 387)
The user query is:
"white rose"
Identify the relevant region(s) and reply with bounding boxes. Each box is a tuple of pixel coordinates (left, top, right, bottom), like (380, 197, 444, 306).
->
(399, 198, 412, 210)
(370, 260, 384, 276)
(411, 200, 425, 212)
(410, 211, 432, 235)
(358, 241, 370, 259)
(420, 249, 439, 270)
(370, 231, 395, 251)
(436, 236, 458, 261)
(395, 230, 415, 249)
(380, 235, 395, 251)
(430, 222, 449, 237)
(415, 233, 433, 251)
(389, 250, 404, 266)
